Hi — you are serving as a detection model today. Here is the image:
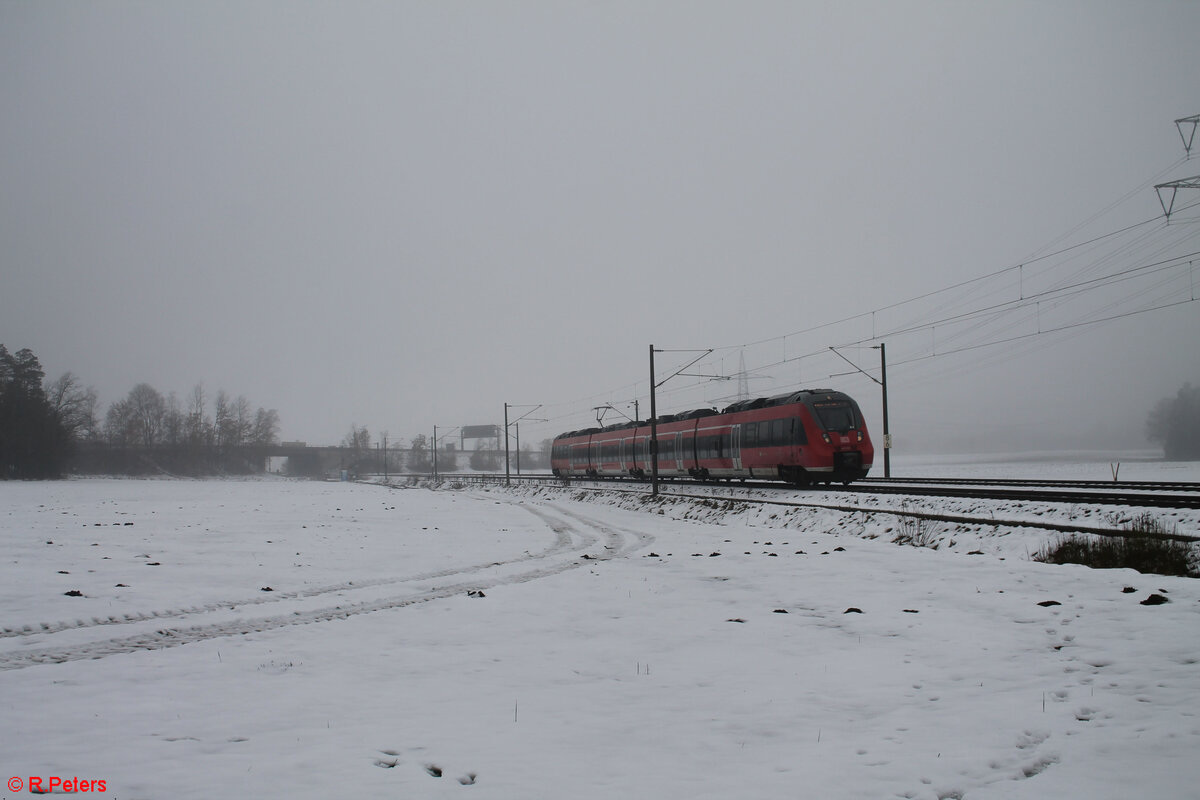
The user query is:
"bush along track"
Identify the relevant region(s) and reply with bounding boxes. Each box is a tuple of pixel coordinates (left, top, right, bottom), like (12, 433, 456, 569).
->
(1033, 513, 1198, 577)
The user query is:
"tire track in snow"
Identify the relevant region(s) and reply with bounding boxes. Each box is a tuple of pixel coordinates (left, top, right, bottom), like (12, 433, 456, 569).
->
(1, 498, 583, 643)
(0, 501, 640, 671)
(542, 503, 656, 559)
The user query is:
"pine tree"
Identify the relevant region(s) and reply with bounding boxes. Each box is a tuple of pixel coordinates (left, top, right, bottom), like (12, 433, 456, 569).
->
(0, 345, 71, 478)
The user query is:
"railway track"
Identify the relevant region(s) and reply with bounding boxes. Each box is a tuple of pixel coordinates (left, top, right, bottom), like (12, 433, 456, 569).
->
(455, 472, 1200, 510)
(859, 477, 1200, 492)
(833, 480, 1200, 510)
(433, 473, 1200, 540)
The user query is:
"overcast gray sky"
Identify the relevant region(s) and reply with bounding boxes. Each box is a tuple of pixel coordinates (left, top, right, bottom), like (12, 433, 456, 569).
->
(3, 1, 1198, 456)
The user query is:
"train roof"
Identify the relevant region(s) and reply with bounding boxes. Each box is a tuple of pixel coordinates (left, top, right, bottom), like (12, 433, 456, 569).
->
(676, 407, 719, 420)
(721, 389, 841, 414)
(554, 392, 852, 440)
(554, 407, 717, 440)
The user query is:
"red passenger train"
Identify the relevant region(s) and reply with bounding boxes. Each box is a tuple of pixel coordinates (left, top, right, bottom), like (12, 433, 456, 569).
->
(551, 389, 873, 486)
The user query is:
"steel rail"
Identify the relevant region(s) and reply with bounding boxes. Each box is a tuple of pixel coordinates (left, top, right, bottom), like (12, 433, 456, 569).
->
(456, 472, 1200, 510)
(421, 473, 1200, 542)
(831, 483, 1200, 509)
(859, 477, 1200, 492)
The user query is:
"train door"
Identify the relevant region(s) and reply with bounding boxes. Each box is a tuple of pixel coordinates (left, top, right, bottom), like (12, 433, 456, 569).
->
(732, 424, 742, 471)
(674, 432, 684, 472)
(681, 432, 695, 474)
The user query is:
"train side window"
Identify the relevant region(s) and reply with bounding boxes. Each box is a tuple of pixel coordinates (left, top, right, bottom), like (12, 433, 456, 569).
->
(744, 424, 757, 447)
(793, 417, 808, 445)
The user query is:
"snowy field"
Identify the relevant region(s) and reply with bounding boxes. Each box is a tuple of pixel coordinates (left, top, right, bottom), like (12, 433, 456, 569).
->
(890, 450, 1200, 483)
(2, 463, 1198, 799)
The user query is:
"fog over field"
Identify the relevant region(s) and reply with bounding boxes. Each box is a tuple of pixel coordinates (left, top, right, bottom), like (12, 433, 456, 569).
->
(2, 2, 1198, 453)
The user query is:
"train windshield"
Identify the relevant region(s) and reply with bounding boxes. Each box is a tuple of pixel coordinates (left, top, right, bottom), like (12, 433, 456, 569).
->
(811, 400, 858, 432)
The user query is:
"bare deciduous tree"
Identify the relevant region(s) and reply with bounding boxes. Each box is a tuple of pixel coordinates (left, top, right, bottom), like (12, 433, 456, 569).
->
(45, 371, 98, 441)
(163, 392, 184, 446)
(186, 384, 211, 445)
(408, 434, 431, 472)
(342, 424, 371, 453)
(127, 383, 166, 448)
(214, 390, 232, 448)
(104, 399, 135, 445)
(251, 407, 280, 447)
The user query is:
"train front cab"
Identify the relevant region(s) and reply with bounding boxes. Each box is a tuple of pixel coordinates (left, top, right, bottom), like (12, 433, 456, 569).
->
(803, 392, 873, 484)
(730, 392, 872, 486)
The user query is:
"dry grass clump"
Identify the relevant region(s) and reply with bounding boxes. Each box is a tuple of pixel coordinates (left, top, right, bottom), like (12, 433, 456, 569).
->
(1033, 514, 1196, 578)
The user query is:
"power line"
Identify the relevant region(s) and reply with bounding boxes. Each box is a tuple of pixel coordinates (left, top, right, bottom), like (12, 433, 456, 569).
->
(529, 137, 1200, 435)
(884, 295, 1196, 369)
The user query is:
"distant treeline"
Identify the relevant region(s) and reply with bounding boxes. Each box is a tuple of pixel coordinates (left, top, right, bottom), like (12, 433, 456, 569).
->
(102, 383, 279, 454)
(69, 441, 277, 477)
(2, 343, 557, 480)
(1, 343, 280, 478)
(1146, 383, 1200, 460)
(89, 381, 279, 476)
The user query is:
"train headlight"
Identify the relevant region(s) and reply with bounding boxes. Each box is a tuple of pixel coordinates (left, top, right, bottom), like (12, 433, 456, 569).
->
(856, 430, 864, 442)
(821, 433, 831, 445)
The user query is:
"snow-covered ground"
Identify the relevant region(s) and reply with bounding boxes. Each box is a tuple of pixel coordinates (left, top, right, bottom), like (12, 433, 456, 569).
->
(891, 450, 1200, 482)
(1, 464, 1198, 799)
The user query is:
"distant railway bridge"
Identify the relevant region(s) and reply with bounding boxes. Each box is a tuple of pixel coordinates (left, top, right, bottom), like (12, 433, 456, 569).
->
(66, 440, 527, 477)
